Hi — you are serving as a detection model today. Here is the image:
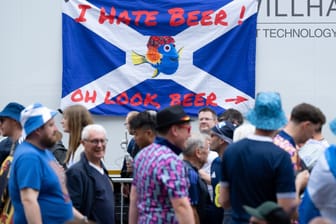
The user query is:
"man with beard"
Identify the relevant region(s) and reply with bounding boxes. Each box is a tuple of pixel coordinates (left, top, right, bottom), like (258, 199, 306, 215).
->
(9, 103, 85, 224)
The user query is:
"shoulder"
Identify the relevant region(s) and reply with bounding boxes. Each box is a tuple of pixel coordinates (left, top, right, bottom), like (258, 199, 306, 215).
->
(211, 157, 221, 166)
(0, 137, 12, 149)
(224, 138, 249, 154)
(13, 143, 40, 161)
(67, 160, 87, 175)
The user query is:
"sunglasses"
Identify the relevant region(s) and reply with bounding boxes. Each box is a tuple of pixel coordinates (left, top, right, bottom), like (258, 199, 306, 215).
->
(179, 124, 191, 134)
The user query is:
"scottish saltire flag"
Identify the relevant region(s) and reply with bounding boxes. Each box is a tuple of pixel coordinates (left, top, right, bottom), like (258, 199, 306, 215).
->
(61, 0, 258, 116)
(299, 145, 336, 223)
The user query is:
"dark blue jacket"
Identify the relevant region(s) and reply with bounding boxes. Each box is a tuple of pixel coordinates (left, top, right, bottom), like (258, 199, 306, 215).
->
(66, 153, 112, 219)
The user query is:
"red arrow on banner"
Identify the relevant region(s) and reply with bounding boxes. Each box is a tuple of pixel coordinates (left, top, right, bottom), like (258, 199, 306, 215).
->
(225, 96, 248, 104)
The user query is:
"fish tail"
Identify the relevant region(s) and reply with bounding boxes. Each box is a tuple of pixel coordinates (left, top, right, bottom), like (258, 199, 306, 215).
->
(152, 69, 159, 78)
(131, 51, 147, 65)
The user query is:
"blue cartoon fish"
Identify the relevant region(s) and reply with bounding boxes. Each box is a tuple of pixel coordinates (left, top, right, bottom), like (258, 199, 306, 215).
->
(131, 36, 183, 78)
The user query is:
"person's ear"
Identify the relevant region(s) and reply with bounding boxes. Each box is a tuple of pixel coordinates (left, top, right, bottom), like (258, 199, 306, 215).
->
(171, 125, 179, 137)
(195, 148, 203, 159)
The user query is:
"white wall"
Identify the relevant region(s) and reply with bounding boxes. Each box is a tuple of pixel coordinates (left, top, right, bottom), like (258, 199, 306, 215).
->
(0, 0, 335, 171)
(256, 0, 336, 144)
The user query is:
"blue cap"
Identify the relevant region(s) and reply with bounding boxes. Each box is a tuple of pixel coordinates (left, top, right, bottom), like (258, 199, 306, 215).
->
(211, 121, 235, 144)
(20, 103, 57, 138)
(246, 92, 287, 130)
(0, 102, 25, 123)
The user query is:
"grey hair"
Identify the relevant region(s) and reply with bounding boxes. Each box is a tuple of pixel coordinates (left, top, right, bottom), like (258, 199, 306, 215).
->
(81, 124, 107, 140)
(183, 133, 207, 157)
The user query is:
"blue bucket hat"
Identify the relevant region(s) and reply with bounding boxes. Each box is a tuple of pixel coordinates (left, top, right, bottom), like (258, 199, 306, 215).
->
(211, 121, 235, 144)
(20, 103, 57, 138)
(0, 102, 25, 123)
(246, 92, 287, 130)
(329, 118, 336, 135)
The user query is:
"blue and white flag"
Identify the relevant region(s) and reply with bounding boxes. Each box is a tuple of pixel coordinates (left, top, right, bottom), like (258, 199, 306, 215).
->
(61, 0, 258, 116)
(299, 145, 336, 223)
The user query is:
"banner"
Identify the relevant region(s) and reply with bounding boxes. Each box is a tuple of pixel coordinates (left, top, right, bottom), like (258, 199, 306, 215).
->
(61, 0, 258, 116)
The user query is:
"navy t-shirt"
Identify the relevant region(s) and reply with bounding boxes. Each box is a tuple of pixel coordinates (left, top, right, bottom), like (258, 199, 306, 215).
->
(221, 136, 296, 223)
(210, 157, 225, 223)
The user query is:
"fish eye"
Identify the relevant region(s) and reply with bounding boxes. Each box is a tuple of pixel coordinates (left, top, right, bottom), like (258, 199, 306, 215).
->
(163, 44, 171, 52)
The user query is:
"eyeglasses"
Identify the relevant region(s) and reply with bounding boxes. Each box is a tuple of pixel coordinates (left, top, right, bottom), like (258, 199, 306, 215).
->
(179, 124, 191, 134)
(84, 138, 108, 145)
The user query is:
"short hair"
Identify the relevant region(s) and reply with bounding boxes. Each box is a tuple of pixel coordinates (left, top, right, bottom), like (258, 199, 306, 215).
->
(290, 103, 326, 125)
(129, 111, 156, 132)
(81, 124, 107, 140)
(126, 111, 139, 123)
(218, 108, 243, 125)
(198, 107, 217, 120)
(183, 133, 207, 157)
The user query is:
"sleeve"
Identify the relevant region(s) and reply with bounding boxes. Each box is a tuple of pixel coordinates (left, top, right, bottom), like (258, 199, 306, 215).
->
(275, 153, 296, 196)
(220, 149, 230, 184)
(15, 155, 43, 191)
(186, 166, 199, 205)
(66, 167, 85, 212)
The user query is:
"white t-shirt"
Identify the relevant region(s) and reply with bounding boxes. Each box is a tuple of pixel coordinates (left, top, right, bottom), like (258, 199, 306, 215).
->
(201, 150, 218, 201)
(67, 144, 84, 168)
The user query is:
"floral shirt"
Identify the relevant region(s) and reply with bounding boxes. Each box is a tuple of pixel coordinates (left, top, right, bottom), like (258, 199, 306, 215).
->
(273, 130, 301, 171)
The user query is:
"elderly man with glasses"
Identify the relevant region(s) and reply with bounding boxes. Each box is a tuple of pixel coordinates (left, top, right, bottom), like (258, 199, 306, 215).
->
(66, 124, 115, 224)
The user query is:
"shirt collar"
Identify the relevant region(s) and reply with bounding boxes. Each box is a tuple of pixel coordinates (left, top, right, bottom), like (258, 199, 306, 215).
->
(155, 136, 182, 155)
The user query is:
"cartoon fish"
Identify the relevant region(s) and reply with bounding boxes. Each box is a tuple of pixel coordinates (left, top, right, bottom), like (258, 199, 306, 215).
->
(131, 36, 183, 78)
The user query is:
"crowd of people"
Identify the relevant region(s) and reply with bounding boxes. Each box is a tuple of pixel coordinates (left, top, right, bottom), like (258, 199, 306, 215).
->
(0, 91, 335, 224)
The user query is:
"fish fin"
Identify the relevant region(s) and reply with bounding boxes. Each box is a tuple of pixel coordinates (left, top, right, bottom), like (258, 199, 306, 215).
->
(131, 51, 146, 65)
(178, 47, 183, 58)
(152, 69, 159, 78)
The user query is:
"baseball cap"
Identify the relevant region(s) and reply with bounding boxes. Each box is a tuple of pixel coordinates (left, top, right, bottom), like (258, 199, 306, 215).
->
(211, 121, 235, 144)
(244, 201, 290, 224)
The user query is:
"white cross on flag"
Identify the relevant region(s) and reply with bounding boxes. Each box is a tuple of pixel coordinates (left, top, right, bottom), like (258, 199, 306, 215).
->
(61, 0, 258, 116)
